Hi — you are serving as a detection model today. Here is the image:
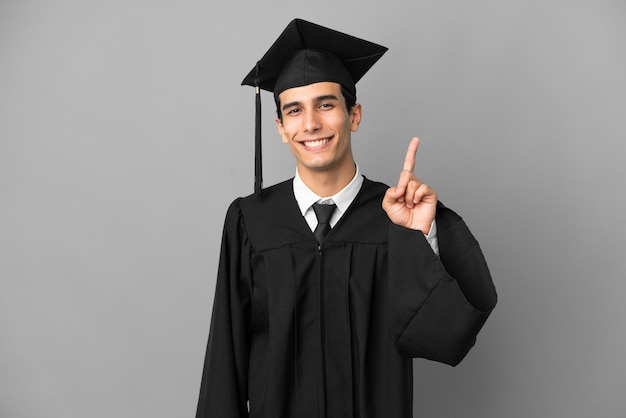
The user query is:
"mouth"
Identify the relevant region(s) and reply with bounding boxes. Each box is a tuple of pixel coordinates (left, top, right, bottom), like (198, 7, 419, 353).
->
(301, 137, 331, 149)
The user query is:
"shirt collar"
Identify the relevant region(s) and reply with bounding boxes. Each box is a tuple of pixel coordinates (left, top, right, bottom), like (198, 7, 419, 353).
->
(293, 165, 364, 216)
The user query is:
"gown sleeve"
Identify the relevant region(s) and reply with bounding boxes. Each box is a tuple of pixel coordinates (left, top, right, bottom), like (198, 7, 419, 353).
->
(388, 201, 497, 366)
(197, 199, 252, 417)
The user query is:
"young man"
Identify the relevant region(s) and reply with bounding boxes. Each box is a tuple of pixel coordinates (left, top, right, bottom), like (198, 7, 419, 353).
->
(197, 19, 497, 418)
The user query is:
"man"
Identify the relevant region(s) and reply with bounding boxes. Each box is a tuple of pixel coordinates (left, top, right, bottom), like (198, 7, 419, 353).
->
(197, 19, 497, 418)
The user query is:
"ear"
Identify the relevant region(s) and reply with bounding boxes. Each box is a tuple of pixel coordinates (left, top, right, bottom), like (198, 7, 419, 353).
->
(275, 118, 288, 143)
(350, 103, 362, 132)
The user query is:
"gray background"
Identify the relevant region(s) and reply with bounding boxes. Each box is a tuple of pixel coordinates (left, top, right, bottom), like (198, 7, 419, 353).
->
(1, 0, 625, 417)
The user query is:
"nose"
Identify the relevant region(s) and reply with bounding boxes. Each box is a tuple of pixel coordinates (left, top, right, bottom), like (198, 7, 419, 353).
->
(303, 110, 321, 133)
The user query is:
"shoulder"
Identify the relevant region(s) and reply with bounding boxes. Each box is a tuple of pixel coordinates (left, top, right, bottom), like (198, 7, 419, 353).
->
(236, 179, 295, 214)
(225, 179, 310, 250)
(350, 176, 389, 210)
(361, 176, 390, 196)
(327, 176, 390, 243)
(223, 179, 294, 225)
(435, 201, 465, 230)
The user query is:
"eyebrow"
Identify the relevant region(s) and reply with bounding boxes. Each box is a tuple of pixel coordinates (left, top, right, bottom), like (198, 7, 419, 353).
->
(281, 94, 340, 112)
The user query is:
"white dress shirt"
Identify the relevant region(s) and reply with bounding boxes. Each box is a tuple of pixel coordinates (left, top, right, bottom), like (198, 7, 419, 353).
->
(292, 165, 439, 255)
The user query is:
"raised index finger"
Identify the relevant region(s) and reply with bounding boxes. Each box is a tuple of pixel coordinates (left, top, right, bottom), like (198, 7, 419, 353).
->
(402, 137, 420, 173)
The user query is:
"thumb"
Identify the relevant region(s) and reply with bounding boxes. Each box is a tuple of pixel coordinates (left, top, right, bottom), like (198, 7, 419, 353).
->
(383, 186, 404, 206)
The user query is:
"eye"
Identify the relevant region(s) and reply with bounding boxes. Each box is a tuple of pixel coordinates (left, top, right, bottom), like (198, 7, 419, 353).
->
(286, 107, 301, 115)
(319, 103, 334, 110)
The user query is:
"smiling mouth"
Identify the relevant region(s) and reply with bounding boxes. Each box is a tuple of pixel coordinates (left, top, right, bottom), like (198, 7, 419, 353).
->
(302, 138, 330, 149)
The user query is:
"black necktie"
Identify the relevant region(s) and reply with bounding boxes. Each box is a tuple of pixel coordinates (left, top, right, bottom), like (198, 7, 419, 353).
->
(312, 203, 336, 245)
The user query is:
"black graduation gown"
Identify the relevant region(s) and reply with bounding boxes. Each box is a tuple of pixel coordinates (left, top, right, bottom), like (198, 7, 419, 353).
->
(196, 177, 497, 418)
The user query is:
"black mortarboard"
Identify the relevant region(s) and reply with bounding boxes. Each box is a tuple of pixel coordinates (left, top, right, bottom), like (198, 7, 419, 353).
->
(241, 18, 388, 196)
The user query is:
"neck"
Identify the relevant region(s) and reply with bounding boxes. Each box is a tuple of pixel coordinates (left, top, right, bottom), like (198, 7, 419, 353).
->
(298, 162, 356, 197)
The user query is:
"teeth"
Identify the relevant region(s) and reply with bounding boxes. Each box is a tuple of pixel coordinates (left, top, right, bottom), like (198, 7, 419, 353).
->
(303, 138, 329, 148)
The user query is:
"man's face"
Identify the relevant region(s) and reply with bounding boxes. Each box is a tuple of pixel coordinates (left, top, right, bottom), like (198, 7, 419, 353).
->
(276, 81, 361, 177)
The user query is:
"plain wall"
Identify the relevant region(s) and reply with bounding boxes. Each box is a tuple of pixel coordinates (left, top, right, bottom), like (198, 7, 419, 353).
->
(1, 0, 625, 417)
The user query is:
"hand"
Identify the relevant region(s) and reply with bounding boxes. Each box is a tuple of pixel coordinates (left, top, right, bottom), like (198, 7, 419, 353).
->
(382, 137, 438, 233)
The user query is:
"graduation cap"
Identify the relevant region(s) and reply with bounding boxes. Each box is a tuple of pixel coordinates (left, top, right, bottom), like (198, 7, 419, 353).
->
(241, 18, 388, 196)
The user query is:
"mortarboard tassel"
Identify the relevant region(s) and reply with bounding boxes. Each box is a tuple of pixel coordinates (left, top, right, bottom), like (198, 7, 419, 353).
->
(254, 63, 262, 196)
